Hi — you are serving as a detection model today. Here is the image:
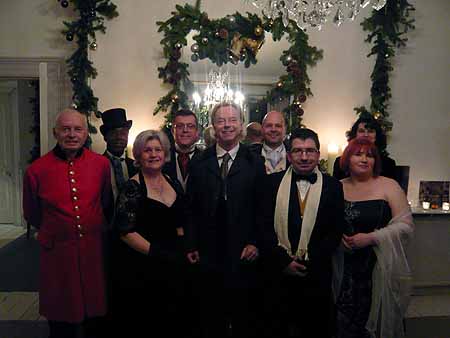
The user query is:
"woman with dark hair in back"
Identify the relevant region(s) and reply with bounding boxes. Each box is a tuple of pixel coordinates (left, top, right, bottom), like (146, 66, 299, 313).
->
(333, 114, 397, 181)
(333, 138, 413, 338)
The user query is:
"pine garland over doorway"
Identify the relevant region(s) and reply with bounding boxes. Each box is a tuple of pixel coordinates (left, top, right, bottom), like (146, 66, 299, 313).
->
(155, 0, 323, 128)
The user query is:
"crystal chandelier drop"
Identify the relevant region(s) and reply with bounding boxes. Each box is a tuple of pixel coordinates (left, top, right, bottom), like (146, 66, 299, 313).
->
(193, 70, 245, 108)
(251, 0, 387, 30)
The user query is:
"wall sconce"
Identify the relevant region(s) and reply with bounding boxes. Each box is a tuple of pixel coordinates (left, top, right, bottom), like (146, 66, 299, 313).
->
(327, 143, 339, 175)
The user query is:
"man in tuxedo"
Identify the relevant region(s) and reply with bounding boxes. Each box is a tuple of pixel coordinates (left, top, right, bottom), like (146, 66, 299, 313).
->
(100, 108, 137, 200)
(185, 102, 265, 338)
(250, 110, 289, 174)
(260, 127, 344, 338)
(163, 109, 202, 191)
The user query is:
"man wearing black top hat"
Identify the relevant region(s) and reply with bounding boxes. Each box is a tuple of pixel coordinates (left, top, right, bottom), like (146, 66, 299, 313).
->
(100, 108, 137, 200)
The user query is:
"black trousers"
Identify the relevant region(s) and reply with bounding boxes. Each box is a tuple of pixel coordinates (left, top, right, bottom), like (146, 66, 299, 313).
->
(262, 274, 334, 338)
(48, 317, 106, 338)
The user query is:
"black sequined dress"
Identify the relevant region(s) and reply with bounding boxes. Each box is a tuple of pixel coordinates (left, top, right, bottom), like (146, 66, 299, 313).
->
(336, 199, 392, 338)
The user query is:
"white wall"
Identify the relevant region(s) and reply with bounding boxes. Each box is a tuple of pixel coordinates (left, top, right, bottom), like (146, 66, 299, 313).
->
(1, 0, 448, 201)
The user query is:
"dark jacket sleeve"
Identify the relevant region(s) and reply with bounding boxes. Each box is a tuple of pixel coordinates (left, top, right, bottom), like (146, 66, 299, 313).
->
(332, 156, 346, 180)
(112, 179, 141, 236)
(309, 178, 345, 263)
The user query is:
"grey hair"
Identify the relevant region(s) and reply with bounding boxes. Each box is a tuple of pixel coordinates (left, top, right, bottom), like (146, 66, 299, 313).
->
(132, 129, 171, 166)
(54, 108, 88, 129)
(210, 102, 245, 125)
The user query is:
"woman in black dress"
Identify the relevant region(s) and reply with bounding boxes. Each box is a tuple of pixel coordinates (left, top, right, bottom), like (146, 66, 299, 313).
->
(333, 114, 397, 181)
(334, 138, 413, 338)
(111, 130, 189, 337)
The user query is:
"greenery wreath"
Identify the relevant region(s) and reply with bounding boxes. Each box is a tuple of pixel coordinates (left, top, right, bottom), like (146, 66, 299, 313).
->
(155, 0, 323, 128)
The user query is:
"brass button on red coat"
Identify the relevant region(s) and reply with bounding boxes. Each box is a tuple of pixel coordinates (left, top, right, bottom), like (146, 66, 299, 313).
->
(76, 215, 81, 220)
(74, 205, 79, 211)
(72, 187, 77, 193)
(70, 178, 76, 183)
(72, 196, 78, 201)
(77, 224, 82, 229)
(69, 170, 75, 175)
(69, 161, 74, 166)
(79, 233, 83, 238)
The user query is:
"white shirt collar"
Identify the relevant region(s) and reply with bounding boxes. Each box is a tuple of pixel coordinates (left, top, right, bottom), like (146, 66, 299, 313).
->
(263, 143, 285, 154)
(216, 143, 240, 161)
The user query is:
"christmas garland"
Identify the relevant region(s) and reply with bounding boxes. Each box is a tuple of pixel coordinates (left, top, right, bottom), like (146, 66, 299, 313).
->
(356, 0, 415, 131)
(155, 1, 323, 127)
(60, 0, 118, 128)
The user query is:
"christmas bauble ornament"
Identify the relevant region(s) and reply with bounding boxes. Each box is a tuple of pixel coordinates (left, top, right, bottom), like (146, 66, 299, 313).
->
(89, 41, 97, 50)
(229, 16, 236, 23)
(276, 81, 283, 88)
(298, 94, 307, 103)
(66, 32, 74, 41)
(61, 0, 69, 8)
(175, 42, 182, 49)
(297, 107, 304, 116)
(215, 31, 220, 38)
(219, 28, 229, 39)
(286, 55, 292, 63)
(171, 94, 179, 103)
(254, 26, 263, 36)
(191, 43, 199, 53)
(373, 111, 383, 120)
(191, 53, 199, 62)
(201, 37, 209, 45)
(71, 102, 78, 109)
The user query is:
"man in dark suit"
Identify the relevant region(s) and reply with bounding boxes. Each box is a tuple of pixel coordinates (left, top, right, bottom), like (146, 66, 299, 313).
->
(100, 108, 137, 200)
(185, 102, 266, 338)
(260, 128, 345, 338)
(163, 109, 202, 191)
(250, 110, 289, 174)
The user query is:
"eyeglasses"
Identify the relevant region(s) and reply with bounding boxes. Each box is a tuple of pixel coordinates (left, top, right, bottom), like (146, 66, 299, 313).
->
(174, 123, 197, 131)
(290, 148, 319, 156)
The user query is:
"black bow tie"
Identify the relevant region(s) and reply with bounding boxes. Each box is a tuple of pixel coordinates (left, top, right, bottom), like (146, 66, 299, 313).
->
(292, 172, 317, 184)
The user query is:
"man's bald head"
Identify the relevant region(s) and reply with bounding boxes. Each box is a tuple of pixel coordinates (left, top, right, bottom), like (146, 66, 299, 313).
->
(262, 110, 286, 149)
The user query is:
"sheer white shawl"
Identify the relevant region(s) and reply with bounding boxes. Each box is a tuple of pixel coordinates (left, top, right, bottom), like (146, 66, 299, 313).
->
(333, 208, 414, 338)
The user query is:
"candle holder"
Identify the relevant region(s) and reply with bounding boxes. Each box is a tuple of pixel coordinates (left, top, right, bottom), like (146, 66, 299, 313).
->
(422, 201, 430, 210)
(442, 202, 450, 211)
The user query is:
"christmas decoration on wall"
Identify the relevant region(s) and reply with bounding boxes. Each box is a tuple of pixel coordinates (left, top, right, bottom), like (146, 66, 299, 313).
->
(60, 0, 118, 126)
(155, 0, 322, 128)
(355, 0, 415, 132)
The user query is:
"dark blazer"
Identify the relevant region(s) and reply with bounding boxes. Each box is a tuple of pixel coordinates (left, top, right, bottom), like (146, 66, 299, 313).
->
(162, 146, 203, 184)
(103, 151, 138, 179)
(185, 144, 266, 287)
(333, 154, 397, 182)
(259, 171, 345, 289)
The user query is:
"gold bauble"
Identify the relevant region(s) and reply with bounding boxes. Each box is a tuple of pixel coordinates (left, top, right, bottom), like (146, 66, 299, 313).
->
(254, 26, 263, 36)
(373, 111, 383, 120)
(171, 94, 179, 103)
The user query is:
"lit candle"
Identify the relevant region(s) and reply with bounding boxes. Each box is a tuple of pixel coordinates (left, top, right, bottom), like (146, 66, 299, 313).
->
(442, 202, 450, 211)
(327, 143, 339, 175)
(422, 201, 430, 210)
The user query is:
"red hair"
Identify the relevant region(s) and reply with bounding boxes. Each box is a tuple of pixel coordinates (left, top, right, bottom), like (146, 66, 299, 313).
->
(340, 138, 382, 176)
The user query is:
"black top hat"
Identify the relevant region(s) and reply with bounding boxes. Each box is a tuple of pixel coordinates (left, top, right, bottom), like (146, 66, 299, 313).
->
(100, 108, 132, 136)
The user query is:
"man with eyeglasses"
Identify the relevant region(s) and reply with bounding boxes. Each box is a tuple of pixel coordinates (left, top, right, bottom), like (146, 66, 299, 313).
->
(259, 127, 345, 338)
(163, 109, 202, 191)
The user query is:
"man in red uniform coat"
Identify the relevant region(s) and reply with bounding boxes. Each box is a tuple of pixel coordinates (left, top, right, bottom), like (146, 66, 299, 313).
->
(23, 109, 112, 338)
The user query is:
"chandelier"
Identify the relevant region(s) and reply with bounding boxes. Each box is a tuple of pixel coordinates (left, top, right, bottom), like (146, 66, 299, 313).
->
(251, 0, 387, 30)
(192, 70, 245, 108)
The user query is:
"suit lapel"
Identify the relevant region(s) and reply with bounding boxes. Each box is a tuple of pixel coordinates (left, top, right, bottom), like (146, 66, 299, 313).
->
(204, 147, 221, 178)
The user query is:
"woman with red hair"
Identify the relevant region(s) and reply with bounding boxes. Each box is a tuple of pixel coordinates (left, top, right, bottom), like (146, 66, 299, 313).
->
(333, 138, 414, 338)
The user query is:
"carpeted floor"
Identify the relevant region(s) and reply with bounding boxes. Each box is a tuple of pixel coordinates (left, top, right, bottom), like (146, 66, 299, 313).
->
(0, 234, 39, 292)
